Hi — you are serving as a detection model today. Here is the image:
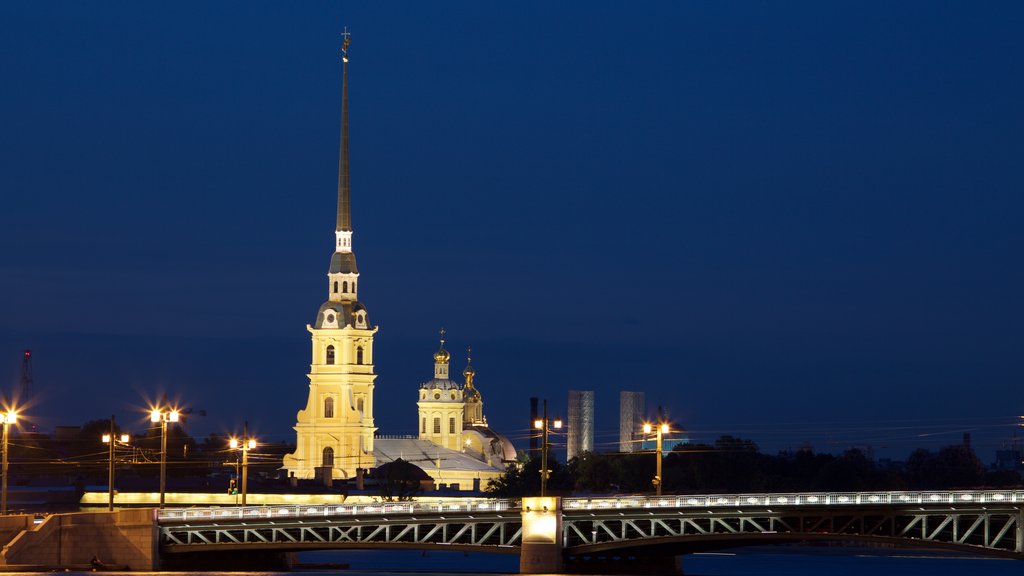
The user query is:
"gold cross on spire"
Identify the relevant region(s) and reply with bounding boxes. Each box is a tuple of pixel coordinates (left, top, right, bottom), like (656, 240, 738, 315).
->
(342, 27, 351, 61)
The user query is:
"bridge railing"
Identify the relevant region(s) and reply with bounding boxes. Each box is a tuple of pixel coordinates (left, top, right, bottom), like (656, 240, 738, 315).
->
(158, 498, 520, 523)
(158, 490, 1024, 523)
(563, 490, 1024, 511)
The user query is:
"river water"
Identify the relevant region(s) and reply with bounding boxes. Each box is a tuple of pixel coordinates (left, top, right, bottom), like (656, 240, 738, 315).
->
(32, 547, 1024, 575)
(291, 547, 1024, 575)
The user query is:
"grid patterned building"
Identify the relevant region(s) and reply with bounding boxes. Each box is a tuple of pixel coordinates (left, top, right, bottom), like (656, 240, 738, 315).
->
(619, 391, 645, 453)
(566, 390, 594, 460)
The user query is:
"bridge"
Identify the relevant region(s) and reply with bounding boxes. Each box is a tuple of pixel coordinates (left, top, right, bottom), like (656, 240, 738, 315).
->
(157, 490, 1024, 573)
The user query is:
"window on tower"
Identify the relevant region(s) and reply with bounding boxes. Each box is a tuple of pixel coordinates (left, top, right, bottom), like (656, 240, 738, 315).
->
(324, 397, 335, 418)
(357, 398, 364, 413)
(421, 417, 426, 433)
(433, 417, 441, 434)
(333, 281, 338, 293)
(322, 446, 334, 467)
(449, 416, 455, 434)
(343, 281, 348, 293)
(356, 346, 364, 364)
(326, 345, 335, 365)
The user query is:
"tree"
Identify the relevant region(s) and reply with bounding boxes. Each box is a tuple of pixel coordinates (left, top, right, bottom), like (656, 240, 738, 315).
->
(376, 459, 424, 501)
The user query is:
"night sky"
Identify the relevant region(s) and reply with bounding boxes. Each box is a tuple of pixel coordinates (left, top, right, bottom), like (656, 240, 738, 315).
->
(2, 2, 1022, 459)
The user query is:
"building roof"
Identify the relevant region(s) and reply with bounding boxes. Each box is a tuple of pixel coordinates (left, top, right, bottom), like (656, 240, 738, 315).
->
(466, 425, 518, 462)
(315, 300, 369, 329)
(373, 438, 501, 473)
(329, 251, 359, 274)
(419, 377, 462, 391)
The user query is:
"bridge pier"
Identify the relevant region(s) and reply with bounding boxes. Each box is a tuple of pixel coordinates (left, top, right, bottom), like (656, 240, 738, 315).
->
(520, 497, 563, 574)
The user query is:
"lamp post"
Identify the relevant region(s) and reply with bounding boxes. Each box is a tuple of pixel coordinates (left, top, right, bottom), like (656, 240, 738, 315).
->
(229, 433, 257, 507)
(533, 399, 562, 497)
(150, 407, 179, 508)
(1, 411, 17, 515)
(642, 421, 670, 496)
(101, 415, 130, 512)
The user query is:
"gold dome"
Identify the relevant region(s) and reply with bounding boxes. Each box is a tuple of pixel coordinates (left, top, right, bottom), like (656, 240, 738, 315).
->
(434, 329, 450, 364)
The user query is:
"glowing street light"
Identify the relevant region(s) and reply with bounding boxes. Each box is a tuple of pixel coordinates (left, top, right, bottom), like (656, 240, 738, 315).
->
(101, 414, 130, 512)
(642, 421, 670, 496)
(1, 410, 17, 515)
(533, 400, 562, 497)
(229, 431, 257, 507)
(151, 407, 179, 508)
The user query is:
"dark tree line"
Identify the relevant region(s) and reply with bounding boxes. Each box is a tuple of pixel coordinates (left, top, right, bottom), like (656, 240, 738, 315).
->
(488, 436, 1020, 496)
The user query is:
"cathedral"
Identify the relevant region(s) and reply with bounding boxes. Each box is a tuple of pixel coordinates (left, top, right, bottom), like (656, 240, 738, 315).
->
(282, 36, 515, 491)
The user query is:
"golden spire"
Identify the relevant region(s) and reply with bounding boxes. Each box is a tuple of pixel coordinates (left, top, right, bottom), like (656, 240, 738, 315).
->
(463, 346, 476, 387)
(337, 27, 352, 232)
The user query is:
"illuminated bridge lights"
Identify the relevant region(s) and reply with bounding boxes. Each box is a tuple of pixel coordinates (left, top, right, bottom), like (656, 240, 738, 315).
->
(159, 491, 1024, 524)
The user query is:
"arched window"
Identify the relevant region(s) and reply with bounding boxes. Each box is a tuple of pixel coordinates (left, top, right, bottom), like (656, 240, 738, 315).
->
(324, 397, 335, 418)
(449, 416, 455, 434)
(352, 281, 356, 293)
(343, 281, 348, 293)
(421, 417, 426, 433)
(333, 281, 338, 293)
(322, 446, 334, 467)
(357, 398, 364, 413)
(356, 346, 364, 365)
(433, 417, 441, 434)
(326, 345, 335, 365)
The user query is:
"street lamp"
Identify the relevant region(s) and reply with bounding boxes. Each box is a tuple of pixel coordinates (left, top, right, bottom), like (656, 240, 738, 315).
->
(533, 399, 562, 497)
(642, 421, 670, 496)
(150, 407, 179, 508)
(229, 435, 257, 506)
(1, 411, 17, 515)
(101, 414, 130, 512)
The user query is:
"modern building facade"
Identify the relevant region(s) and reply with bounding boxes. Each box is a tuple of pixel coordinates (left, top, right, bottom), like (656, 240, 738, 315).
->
(567, 390, 594, 460)
(619, 391, 645, 453)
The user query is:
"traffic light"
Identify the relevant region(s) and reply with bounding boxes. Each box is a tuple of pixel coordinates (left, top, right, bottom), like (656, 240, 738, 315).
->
(228, 478, 238, 495)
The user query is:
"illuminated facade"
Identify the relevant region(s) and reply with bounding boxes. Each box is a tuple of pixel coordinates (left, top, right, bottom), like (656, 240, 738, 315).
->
(619, 390, 645, 453)
(283, 38, 516, 489)
(283, 36, 377, 480)
(567, 389, 594, 460)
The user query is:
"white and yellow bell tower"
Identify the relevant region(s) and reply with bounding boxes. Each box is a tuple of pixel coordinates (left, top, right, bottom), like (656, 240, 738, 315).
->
(284, 31, 377, 480)
(417, 331, 466, 451)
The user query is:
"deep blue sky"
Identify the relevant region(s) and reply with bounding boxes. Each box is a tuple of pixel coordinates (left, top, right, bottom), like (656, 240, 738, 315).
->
(2, 2, 1022, 459)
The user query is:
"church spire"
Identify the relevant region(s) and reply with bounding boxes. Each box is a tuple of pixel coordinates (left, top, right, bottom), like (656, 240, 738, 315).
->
(434, 328, 451, 379)
(337, 28, 352, 234)
(463, 346, 475, 388)
(333, 29, 355, 255)
(321, 28, 363, 313)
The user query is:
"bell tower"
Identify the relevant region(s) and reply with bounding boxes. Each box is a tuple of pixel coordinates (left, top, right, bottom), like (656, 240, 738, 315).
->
(284, 30, 377, 480)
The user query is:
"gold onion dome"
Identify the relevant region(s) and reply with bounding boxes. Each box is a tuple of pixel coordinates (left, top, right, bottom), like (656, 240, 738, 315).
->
(434, 348, 450, 363)
(434, 332, 450, 363)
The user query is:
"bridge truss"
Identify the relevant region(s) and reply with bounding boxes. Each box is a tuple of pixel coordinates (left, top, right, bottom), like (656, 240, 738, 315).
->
(162, 511, 522, 552)
(159, 491, 1024, 558)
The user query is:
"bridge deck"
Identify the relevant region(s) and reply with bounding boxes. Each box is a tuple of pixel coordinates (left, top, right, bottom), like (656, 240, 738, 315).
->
(157, 490, 1024, 558)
